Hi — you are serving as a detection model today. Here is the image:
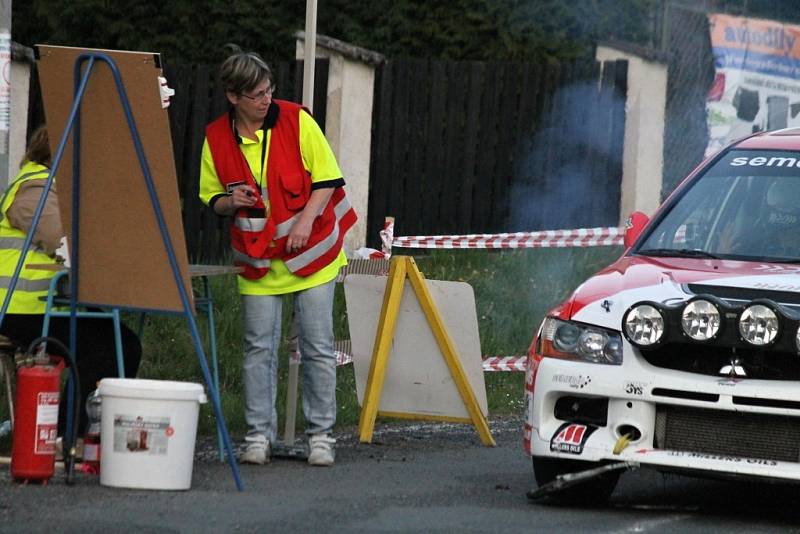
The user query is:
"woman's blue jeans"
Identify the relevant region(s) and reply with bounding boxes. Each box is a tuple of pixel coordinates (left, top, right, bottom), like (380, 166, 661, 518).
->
(241, 279, 336, 444)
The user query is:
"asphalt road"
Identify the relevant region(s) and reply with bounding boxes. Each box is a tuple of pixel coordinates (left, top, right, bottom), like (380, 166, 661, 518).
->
(2, 416, 800, 533)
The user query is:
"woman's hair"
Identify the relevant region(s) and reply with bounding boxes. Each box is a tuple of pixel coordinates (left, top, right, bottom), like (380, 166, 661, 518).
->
(219, 48, 273, 95)
(22, 126, 50, 168)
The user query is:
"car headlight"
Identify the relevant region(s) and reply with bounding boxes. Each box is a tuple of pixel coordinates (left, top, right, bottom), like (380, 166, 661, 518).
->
(623, 304, 665, 347)
(739, 304, 779, 346)
(681, 299, 721, 341)
(540, 317, 622, 365)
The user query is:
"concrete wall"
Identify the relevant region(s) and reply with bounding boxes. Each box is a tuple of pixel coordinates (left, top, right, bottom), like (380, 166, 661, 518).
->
(296, 34, 382, 254)
(596, 43, 668, 222)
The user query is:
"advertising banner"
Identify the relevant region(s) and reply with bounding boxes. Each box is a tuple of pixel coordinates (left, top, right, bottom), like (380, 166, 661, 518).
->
(707, 13, 800, 155)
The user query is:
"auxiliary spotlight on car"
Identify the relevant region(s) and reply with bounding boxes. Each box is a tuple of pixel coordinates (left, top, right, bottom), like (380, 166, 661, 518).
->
(524, 129, 800, 502)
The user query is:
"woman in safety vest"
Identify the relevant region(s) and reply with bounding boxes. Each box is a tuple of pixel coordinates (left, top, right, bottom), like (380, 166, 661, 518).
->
(0, 126, 142, 436)
(200, 50, 356, 466)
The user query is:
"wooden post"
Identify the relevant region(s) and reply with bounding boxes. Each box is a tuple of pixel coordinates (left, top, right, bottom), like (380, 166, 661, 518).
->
(302, 0, 318, 111)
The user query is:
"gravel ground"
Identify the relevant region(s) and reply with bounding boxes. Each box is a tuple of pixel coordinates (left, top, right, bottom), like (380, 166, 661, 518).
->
(194, 415, 524, 463)
(0, 415, 532, 533)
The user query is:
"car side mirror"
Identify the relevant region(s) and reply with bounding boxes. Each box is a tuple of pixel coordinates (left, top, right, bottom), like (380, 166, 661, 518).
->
(624, 211, 649, 249)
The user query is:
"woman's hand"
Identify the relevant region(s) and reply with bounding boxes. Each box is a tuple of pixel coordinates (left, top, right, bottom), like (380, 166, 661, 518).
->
(286, 218, 312, 253)
(284, 187, 335, 253)
(229, 185, 257, 210)
(216, 185, 257, 216)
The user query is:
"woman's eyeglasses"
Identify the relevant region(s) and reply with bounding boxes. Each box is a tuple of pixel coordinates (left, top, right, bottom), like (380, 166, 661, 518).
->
(239, 86, 275, 102)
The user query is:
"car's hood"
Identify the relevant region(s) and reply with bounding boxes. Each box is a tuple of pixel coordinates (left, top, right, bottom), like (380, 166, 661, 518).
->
(566, 255, 800, 330)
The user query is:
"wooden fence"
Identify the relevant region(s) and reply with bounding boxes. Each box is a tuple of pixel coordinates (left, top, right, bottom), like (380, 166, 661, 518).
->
(28, 55, 627, 260)
(367, 58, 628, 246)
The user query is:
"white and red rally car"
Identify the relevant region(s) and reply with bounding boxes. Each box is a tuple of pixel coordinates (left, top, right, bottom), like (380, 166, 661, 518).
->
(525, 129, 800, 501)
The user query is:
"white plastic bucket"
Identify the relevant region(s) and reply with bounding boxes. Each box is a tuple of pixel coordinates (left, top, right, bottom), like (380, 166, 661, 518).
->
(97, 378, 207, 490)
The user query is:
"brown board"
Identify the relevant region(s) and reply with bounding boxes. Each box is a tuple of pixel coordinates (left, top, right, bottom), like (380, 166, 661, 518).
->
(36, 45, 192, 312)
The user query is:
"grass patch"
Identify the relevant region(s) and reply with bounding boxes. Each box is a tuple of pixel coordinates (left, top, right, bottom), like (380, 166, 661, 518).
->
(1, 246, 622, 445)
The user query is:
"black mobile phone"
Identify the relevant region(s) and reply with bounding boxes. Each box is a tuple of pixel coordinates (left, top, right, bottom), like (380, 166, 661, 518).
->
(225, 181, 246, 195)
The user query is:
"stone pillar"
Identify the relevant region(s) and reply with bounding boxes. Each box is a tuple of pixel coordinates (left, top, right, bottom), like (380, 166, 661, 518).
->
(9, 42, 33, 185)
(596, 41, 668, 223)
(296, 32, 384, 253)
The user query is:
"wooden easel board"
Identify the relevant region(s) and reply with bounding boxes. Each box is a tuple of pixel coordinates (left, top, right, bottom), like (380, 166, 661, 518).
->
(345, 274, 488, 419)
(36, 45, 191, 312)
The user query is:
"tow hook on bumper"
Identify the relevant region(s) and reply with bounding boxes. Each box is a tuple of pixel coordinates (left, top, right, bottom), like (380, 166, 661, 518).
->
(526, 462, 639, 501)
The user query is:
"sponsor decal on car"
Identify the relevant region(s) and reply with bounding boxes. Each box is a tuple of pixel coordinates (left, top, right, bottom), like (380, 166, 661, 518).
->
(730, 155, 800, 168)
(624, 381, 646, 395)
(667, 450, 777, 466)
(552, 374, 592, 389)
(550, 423, 598, 454)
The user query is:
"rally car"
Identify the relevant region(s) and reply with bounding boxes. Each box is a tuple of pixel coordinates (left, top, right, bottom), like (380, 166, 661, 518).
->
(524, 128, 800, 502)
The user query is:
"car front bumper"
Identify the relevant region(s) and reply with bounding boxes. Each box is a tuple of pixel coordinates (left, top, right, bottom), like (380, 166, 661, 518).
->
(525, 356, 800, 481)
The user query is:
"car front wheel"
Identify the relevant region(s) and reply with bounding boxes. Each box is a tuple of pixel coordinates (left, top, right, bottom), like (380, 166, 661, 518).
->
(532, 456, 620, 504)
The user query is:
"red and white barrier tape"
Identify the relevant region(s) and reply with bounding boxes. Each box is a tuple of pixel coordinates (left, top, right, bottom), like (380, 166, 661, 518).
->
(336, 351, 353, 367)
(292, 350, 526, 372)
(481, 356, 527, 372)
(391, 226, 623, 249)
(289, 350, 354, 367)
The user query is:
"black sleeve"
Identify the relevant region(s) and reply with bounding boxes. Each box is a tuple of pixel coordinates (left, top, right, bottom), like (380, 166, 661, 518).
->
(208, 193, 227, 214)
(311, 178, 345, 190)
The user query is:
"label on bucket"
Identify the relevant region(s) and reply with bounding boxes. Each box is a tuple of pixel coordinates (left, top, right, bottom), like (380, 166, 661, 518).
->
(112, 415, 170, 455)
(35, 392, 59, 454)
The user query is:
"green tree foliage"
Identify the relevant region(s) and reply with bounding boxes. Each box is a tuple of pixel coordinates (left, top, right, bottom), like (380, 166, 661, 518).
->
(15, 1, 800, 65)
(14, 0, 657, 64)
(12, 0, 304, 65)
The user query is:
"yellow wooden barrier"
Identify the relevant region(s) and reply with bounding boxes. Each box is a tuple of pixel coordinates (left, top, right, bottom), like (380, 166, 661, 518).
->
(358, 256, 495, 447)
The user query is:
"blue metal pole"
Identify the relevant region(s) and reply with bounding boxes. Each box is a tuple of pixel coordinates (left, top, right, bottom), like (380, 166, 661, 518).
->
(78, 52, 244, 490)
(65, 56, 92, 444)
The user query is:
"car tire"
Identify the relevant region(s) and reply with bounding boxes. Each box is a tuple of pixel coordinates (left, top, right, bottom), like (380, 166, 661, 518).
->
(532, 456, 620, 504)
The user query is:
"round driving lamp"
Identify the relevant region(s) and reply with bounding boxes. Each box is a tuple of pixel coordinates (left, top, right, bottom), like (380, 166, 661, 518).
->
(681, 299, 721, 341)
(739, 304, 779, 346)
(624, 304, 665, 346)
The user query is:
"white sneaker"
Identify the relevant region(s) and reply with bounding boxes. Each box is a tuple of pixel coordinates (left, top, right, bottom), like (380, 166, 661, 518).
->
(240, 437, 270, 465)
(308, 434, 335, 466)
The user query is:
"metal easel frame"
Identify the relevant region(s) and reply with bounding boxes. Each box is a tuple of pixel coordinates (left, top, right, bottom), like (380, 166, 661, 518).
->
(0, 52, 244, 490)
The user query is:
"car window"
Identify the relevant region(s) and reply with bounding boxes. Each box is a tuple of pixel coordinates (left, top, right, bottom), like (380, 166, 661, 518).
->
(638, 150, 800, 262)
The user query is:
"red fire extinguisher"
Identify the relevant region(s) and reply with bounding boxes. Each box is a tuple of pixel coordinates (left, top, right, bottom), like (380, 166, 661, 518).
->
(10, 336, 81, 485)
(10, 353, 65, 483)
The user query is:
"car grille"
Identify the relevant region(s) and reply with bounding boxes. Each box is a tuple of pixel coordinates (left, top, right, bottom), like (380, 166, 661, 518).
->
(654, 405, 800, 463)
(639, 343, 800, 380)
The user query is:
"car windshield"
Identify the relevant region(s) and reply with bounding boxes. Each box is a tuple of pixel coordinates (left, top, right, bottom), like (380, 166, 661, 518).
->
(637, 149, 800, 263)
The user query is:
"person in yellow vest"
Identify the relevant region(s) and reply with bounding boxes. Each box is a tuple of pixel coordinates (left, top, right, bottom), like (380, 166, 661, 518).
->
(0, 126, 142, 436)
(200, 50, 356, 466)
